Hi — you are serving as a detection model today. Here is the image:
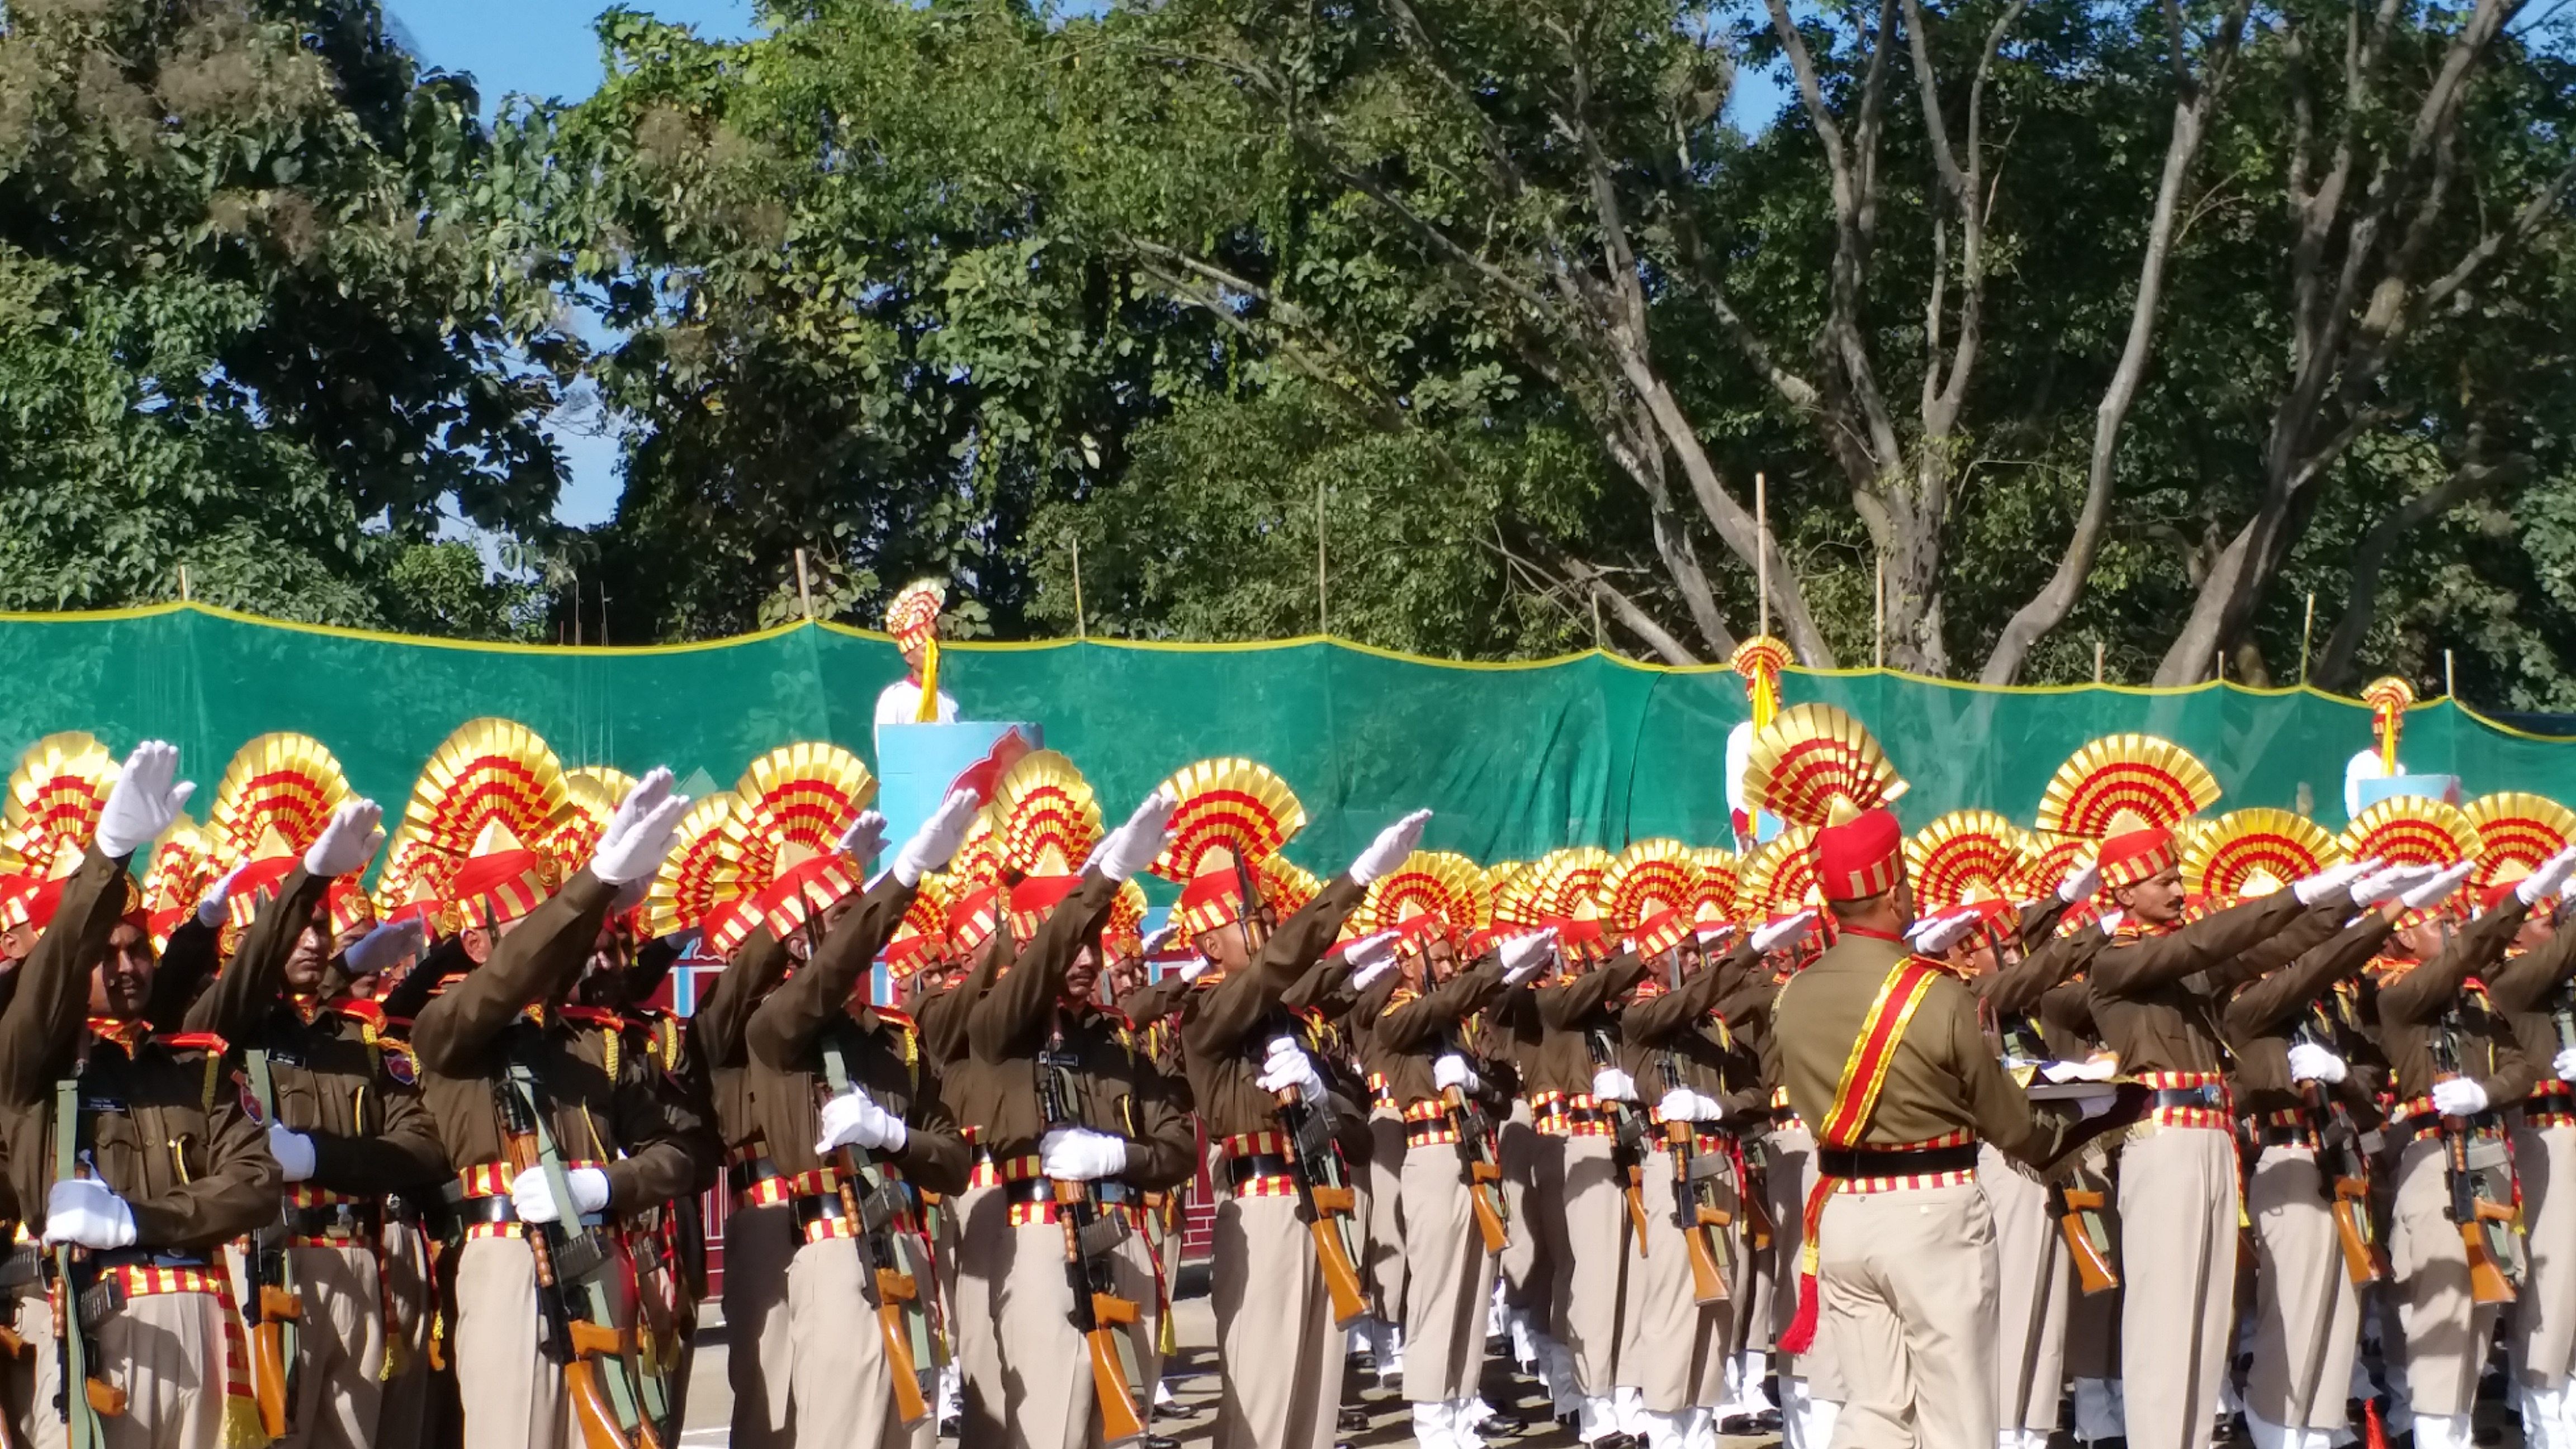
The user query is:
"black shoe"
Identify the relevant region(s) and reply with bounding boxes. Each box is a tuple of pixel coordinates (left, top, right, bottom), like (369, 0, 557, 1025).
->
(1143, 1437, 1182, 1449)
(1338, 1405, 1370, 1432)
(1722, 1409, 1784, 1436)
(1479, 1409, 1531, 1437)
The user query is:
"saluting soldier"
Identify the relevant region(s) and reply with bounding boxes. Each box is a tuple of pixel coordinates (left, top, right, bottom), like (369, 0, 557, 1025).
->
(741, 789, 981, 1447)
(401, 730, 707, 1449)
(178, 736, 450, 1449)
(2480, 823, 2576, 1447)
(0, 739, 281, 1449)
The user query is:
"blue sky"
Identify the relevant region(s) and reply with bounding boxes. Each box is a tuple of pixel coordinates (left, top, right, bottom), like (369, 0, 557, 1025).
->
(388, 1, 1784, 532)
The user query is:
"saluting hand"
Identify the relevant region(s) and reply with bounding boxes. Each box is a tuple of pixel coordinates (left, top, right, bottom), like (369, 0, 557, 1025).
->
(305, 799, 385, 879)
(95, 741, 193, 860)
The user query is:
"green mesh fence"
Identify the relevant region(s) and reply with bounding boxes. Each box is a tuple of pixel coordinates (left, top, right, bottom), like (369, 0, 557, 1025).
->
(6, 605, 2570, 874)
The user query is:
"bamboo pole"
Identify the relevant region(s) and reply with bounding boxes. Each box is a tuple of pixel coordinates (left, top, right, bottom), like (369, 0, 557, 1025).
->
(2298, 593, 2314, 684)
(1316, 476, 1327, 637)
(2445, 649, 2456, 700)
(1755, 471, 1769, 641)
(2094, 640, 2104, 684)
(795, 549, 814, 623)
(1873, 556, 1885, 668)
(1069, 532, 1086, 640)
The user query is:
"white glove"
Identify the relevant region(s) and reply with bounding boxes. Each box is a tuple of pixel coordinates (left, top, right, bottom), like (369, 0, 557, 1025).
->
(95, 742, 193, 859)
(304, 799, 385, 879)
(2096, 910, 2123, 936)
(2517, 844, 2576, 906)
(41, 1178, 136, 1250)
(1591, 1068, 1637, 1103)
(1342, 930, 1399, 976)
(267, 1124, 317, 1183)
(2058, 854, 2102, 904)
(343, 918, 426, 978)
(1908, 911, 1978, 956)
(1498, 929, 1558, 984)
(1139, 925, 1178, 958)
(2285, 1043, 2348, 1086)
(509, 1165, 612, 1225)
(1090, 790, 1178, 883)
(195, 862, 247, 928)
(1649, 1083, 1710, 1119)
(2402, 860, 2477, 912)
(1753, 909, 1817, 954)
(1349, 809, 1433, 886)
(2347, 859, 2420, 907)
(835, 810, 888, 865)
(891, 789, 981, 887)
(1176, 956, 1213, 983)
(2431, 1077, 2490, 1119)
(816, 1088, 908, 1155)
(589, 768, 689, 886)
(1039, 1126, 1128, 1183)
(2554, 1047, 2576, 1082)
(1347, 949, 1402, 995)
(2293, 860, 2368, 906)
(1433, 1054, 1480, 1093)
(1256, 1036, 1328, 1102)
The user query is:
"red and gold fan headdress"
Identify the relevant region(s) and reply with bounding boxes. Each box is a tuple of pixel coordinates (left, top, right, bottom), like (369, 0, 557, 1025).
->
(2183, 808, 2341, 901)
(1104, 879, 1149, 960)
(884, 874, 953, 979)
(1523, 846, 1613, 959)
(1148, 758, 1305, 938)
(205, 732, 355, 932)
(541, 767, 636, 870)
(646, 793, 750, 949)
(404, 718, 571, 931)
(1732, 636, 1793, 731)
(1745, 704, 1909, 902)
(370, 829, 453, 933)
(1358, 849, 1484, 954)
(2364, 677, 2416, 775)
(2341, 796, 2480, 871)
(1690, 847, 1740, 934)
(932, 812, 1009, 956)
(2463, 792, 2575, 906)
(731, 743, 878, 944)
(992, 750, 1103, 942)
(2012, 836, 2091, 902)
(2036, 735, 2220, 892)
(1743, 827, 1824, 918)
(0, 732, 124, 932)
(887, 579, 946, 651)
(140, 815, 211, 951)
(1598, 839, 1699, 956)
(1906, 810, 2028, 914)
(1259, 855, 1321, 918)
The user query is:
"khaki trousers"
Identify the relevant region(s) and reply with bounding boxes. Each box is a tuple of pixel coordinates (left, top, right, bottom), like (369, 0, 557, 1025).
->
(992, 1213, 1162, 1449)
(1366, 1111, 1410, 1324)
(1769, 1123, 1842, 1399)
(26, 1289, 230, 1449)
(2115, 1125, 2239, 1449)
(1500, 1105, 1553, 1322)
(1211, 1194, 1341, 1449)
(1400, 1144, 1500, 1404)
(277, 1244, 386, 1449)
(374, 1220, 436, 1449)
(451, 1234, 639, 1449)
(1618, 1142, 1734, 1414)
(1554, 1135, 1629, 1396)
(2244, 1144, 2362, 1432)
(784, 1235, 922, 1449)
(724, 1202, 797, 1449)
(1817, 1181, 2000, 1449)
(1731, 1134, 1774, 1366)
(2511, 1120, 2576, 1390)
(951, 1185, 1010, 1443)
(2389, 1135, 2504, 1418)
(1980, 1147, 2070, 1436)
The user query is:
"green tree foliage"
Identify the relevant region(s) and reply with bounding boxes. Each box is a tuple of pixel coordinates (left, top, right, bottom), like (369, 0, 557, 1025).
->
(0, 0, 573, 633)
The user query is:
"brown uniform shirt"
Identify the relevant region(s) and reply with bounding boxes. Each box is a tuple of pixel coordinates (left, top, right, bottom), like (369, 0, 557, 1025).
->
(2485, 920, 2576, 1101)
(2088, 888, 2308, 1075)
(411, 870, 711, 1214)
(1366, 960, 1507, 1110)
(0, 845, 279, 1250)
(1178, 875, 1367, 1141)
(1776, 928, 2076, 1167)
(2372, 900, 2539, 1106)
(2222, 908, 2397, 1117)
(688, 926, 790, 1158)
(181, 865, 446, 1197)
(1116, 972, 1194, 1028)
(1531, 954, 1652, 1097)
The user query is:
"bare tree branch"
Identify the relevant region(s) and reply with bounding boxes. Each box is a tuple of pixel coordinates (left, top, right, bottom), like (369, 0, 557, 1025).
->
(2313, 453, 2531, 688)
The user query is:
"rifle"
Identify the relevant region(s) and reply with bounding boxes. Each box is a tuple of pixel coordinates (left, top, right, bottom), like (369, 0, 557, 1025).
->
(501, 1057, 661, 1449)
(2296, 1012, 2386, 1285)
(1586, 1027, 1652, 1251)
(1435, 1029, 1508, 1252)
(2428, 1017, 2518, 1305)
(1736, 1130, 1774, 1251)
(50, 1079, 126, 1448)
(1036, 1025, 1145, 1447)
(242, 1050, 305, 1437)
(2049, 1171, 2119, 1296)
(1266, 1022, 1368, 1328)
(817, 1035, 935, 1426)
(1654, 1051, 1730, 1304)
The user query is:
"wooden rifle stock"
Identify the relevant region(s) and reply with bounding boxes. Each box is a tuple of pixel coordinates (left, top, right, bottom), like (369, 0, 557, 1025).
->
(2463, 1221, 2516, 1305)
(1052, 1181, 1145, 1446)
(873, 1268, 929, 1427)
(1664, 1123, 1729, 1305)
(2331, 1181, 2387, 1285)
(2054, 1187, 2119, 1295)
(1310, 1217, 1369, 1327)
(1623, 1164, 1650, 1253)
(1271, 1085, 1368, 1328)
(0, 1324, 25, 1359)
(248, 1318, 291, 1438)
(564, 1356, 636, 1449)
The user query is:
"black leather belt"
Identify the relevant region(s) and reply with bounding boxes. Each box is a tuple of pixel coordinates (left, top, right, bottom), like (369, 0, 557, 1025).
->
(1225, 1154, 1294, 1186)
(2253, 1121, 2319, 1147)
(1003, 1179, 1139, 1208)
(729, 1157, 786, 1194)
(287, 1202, 384, 1240)
(452, 1194, 517, 1227)
(2151, 1085, 2223, 1110)
(1816, 1143, 1980, 1180)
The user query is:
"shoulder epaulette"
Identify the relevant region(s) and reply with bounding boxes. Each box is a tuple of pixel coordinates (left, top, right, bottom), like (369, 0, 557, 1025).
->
(329, 998, 387, 1030)
(160, 1031, 230, 1054)
(874, 1006, 917, 1030)
(561, 1005, 627, 1030)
